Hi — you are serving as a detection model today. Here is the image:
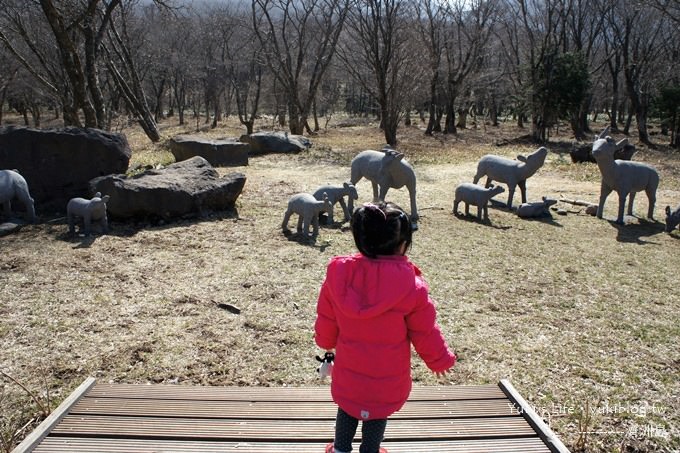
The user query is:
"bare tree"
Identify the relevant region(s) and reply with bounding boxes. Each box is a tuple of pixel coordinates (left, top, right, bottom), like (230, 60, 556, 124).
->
(337, 0, 423, 146)
(252, 0, 349, 135)
(607, 0, 664, 145)
(441, 0, 497, 134)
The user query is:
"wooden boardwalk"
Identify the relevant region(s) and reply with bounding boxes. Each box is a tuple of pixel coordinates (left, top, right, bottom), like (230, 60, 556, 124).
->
(13, 378, 570, 452)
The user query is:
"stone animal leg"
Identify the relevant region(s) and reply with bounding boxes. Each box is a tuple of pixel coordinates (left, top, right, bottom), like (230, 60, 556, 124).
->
(482, 203, 488, 221)
(83, 214, 92, 236)
(338, 198, 350, 221)
(616, 191, 627, 224)
(453, 200, 459, 215)
(297, 215, 304, 234)
(282, 210, 292, 231)
(464, 202, 470, 217)
(378, 184, 389, 202)
(408, 186, 418, 221)
(311, 215, 320, 236)
(371, 181, 380, 202)
(627, 192, 636, 216)
(506, 184, 516, 209)
(597, 184, 612, 219)
(484, 178, 493, 188)
(646, 188, 656, 219)
(518, 180, 527, 204)
(477, 204, 483, 220)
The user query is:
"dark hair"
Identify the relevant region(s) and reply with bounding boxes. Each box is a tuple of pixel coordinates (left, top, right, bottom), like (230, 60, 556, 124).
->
(351, 201, 413, 258)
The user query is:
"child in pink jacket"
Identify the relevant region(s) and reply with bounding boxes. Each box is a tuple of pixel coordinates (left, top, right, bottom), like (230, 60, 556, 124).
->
(315, 201, 456, 453)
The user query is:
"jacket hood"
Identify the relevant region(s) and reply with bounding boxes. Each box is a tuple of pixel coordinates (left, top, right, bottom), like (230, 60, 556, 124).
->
(325, 253, 421, 319)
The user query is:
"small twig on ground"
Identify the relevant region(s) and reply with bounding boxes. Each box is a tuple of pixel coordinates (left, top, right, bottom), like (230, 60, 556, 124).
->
(0, 370, 50, 418)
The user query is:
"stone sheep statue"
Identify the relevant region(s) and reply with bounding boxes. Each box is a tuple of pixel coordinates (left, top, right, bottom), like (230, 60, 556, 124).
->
(472, 146, 548, 209)
(665, 205, 680, 233)
(312, 182, 358, 224)
(282, 192, 332, 237)
(453, 183, 505, 221)
(517, 197, 558, 218)
(67, 192, 110, 235)
(591, 130, 659, 225)
(0, 169, 36, 222)
(349, 147, 418, 221)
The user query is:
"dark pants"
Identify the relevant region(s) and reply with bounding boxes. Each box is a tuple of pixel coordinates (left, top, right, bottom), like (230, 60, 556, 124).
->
(334, 407, 387, 453)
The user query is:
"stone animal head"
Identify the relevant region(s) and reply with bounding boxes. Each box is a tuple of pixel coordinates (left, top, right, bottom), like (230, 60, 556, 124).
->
(665, 205, 680, 233)
(321, 192, 332, 211)
(592, 136, 628, 160)
(489, 184, 505, 196)
(542, 197, 558, 208)
(380, 147, 404, 170)
(343, 182, 359, 200)
(517, 146, 548, 168)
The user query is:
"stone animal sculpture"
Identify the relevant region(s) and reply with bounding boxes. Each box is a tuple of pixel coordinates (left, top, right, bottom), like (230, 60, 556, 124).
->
(665, 205, 680, 233)
(349, 148, 418, 221)
(282, 192, 332, 237)
(591, 130, 659, 225)
(453, 183, 505, 221)
(472, 147, 548, 209)
(0, 169, 36, 222)
(67, 192, 110, 235)
(313, 182, 358, 224)
(517, 197, 558, 218)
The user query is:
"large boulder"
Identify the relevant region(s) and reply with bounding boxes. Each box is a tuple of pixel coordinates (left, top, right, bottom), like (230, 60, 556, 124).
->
(239, 131, 311, 155)
(89, 156, 245, 219)
(0, 126, 131, 211)
(169, 135, 250, 166)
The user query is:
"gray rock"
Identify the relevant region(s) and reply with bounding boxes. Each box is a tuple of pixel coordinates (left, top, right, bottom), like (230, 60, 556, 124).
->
(89, 156, 245, 219)
(0, 126, 130, 211)
(239, 131, 311, 155)
(169, 135, 249, 167)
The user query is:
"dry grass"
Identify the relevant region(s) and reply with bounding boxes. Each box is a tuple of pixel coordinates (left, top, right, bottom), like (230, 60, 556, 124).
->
(1, 115, 679, 452)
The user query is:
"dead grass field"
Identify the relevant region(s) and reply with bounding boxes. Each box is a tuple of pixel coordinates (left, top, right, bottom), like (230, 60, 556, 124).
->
(1, 116, 679, 452)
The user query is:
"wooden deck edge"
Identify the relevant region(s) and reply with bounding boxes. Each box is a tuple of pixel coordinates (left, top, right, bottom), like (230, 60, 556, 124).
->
(498, 379, 571, 453)
(12, 377, 97, 453)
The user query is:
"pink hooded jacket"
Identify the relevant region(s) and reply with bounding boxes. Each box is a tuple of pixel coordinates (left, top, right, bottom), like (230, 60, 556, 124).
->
(315, 253, 456, 421)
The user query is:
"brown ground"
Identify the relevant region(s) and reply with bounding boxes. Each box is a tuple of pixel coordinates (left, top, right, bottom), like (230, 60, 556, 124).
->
(1, 116, 679, 452)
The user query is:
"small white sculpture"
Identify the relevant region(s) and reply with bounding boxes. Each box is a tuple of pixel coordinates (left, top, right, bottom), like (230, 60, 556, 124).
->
(591, 128, 659, 224)
(473, 147, 548, 209)
(349, 147, 418, 221)
(453, 183, 505, 221)
(67, 192, 110, 235)
(665, 205, 680, 233)
(282, 192, 333, 237)
(0, 169, 36, 222)
(312, 182, 358, 224)
(517, 197, 558, 218)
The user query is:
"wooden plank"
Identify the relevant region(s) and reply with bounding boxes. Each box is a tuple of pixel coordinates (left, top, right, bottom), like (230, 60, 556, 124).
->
(50, 415, 537, 441)
(35, 437, 551, 453)
(499, 380, 571, 453)
(86, 383, 506, 401)
(69, 396, 517, 419)
(11, 377, 96, 453)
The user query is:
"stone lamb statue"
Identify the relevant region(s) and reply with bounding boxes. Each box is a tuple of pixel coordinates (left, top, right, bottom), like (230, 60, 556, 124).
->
(453, 183, 505, 221)
(473, 147, 548, 209)
(282, 192, 332, 237)
(665, 205, 680, 233)
(349, 147, 418, 221)
(313, 182, 358, 224)
(591, 130, 659, 224)
(67, 192, 110, 235)
(0, 169, 36, 222)
(517, 197, 558, 218)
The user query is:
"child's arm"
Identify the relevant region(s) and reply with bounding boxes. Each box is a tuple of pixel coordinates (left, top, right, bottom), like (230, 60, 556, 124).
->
(314, 279, 339, 350)
(406, 292, 456, 373)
